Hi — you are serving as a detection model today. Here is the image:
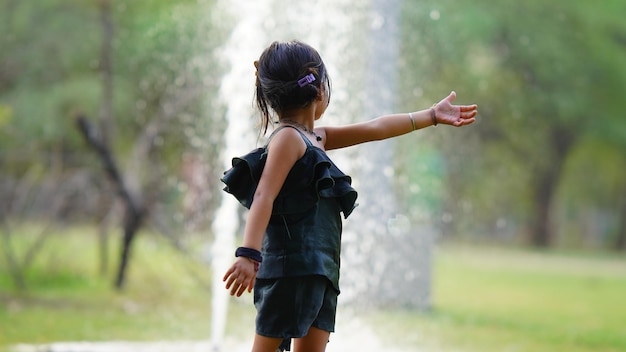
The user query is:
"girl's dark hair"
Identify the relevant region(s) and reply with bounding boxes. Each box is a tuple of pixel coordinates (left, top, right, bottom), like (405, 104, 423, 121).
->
(255, 40, 331, 135)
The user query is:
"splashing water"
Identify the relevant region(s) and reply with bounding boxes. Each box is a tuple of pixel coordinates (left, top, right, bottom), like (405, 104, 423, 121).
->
(208, 0, 269, 349)
(208, 1, 367, 349)
(209, 0, 431, 350)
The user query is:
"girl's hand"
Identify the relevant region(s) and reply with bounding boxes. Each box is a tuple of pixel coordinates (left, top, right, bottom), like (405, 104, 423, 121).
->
(433, 91, 478, 127)
(223, 257, 258, 297)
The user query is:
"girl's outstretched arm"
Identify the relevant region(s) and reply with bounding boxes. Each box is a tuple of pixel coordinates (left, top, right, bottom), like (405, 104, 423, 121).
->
(322, 91, 477, 150)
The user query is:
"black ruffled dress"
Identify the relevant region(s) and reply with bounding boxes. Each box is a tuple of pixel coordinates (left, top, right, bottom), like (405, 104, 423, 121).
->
(221, 126, 357, 292)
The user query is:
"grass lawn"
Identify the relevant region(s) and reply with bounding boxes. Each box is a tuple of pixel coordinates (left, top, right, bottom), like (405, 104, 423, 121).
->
(0, 225, 255, 348)
(372, 245, 626, 352)
(1, 227, 625, 351)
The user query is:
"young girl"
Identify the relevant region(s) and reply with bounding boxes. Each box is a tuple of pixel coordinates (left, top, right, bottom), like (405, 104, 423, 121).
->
(222, 40, 477, 352)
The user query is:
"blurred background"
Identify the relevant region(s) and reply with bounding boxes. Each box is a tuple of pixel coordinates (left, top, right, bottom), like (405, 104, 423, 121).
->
(1, 0, 624, 351)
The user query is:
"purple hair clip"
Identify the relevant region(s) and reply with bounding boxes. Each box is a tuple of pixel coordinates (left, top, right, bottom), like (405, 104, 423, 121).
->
(297, 73, 316, 87)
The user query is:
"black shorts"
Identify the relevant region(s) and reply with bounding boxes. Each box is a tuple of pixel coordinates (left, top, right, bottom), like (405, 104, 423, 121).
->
(254, 275, 338, 341)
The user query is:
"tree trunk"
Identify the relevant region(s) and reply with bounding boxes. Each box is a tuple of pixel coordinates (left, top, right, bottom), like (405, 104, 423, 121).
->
(97, 202, 117, 276)
(93, 0, 144, 289)
(614, 186, 626, 251)
(115, 206, 144, 289)
(0, 219, 26, 291)
(529, 127, 575, 247)
(76, 116, 144, 290)
(530, 171, 557, 247)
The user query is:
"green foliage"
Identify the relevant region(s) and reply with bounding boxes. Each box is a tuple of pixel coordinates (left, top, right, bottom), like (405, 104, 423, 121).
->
(115, 0, 227, 161)
(394, 142, 446, 219)
(6, 77, 102, 149)
(0, 0, 229, 231)
(398, 0, 626, 246)
(0, 103, 12, 130)
(0, 0, 227, 155)
(556, 138, 625, 247)
(0, 1, 100, 150)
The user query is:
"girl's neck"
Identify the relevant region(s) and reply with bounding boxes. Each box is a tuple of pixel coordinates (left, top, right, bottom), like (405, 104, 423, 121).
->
(279, 112, 314, 130)
(279, 117, 322, 142)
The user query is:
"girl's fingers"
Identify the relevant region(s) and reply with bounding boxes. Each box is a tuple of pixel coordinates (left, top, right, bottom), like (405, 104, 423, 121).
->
(225, 274, 236, 290)
(245, 273, 256, 293)
(237, 283, 247, 297)
(458, 117, 476, 126)
(233, 276, 251, 297)
(230, 282, 240, 296)
(225, 270, 255, 296)
(462, 110, 477, 118)
(224, 260, 258, 296)
(458, 104, 477, 112)
(227, 277, 241, 295)
(445, 91, 457, 103)
(223, 267, 235, 281)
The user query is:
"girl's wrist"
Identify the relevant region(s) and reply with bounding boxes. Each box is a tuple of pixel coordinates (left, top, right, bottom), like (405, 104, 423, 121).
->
(235, 246, 262, 272)
(235, 246, 262, 262)
(430, 105, 438, 126)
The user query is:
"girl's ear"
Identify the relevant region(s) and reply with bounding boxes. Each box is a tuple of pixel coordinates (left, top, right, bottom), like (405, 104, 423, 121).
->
(316, 86, 325, 100)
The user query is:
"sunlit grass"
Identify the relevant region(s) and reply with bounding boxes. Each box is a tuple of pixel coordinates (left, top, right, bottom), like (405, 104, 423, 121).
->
(2, 228, 625, 351)
(0, 225, 255, 347)
(372, 245, 626, 352)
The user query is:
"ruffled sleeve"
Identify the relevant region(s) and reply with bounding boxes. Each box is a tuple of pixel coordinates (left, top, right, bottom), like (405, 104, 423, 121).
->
(270, 149, 358, 218)
(220, 147, 267, 209)
(318, 163, 358, 218)
(221, 146, 358, 218)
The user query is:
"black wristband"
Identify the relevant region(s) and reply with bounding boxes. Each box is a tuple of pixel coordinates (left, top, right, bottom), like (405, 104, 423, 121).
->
(235, 247, 263, 263)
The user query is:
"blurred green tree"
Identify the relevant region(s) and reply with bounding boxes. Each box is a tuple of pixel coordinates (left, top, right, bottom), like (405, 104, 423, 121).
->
(398, 0, 626, 248)
(0, 0, 228, 289)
